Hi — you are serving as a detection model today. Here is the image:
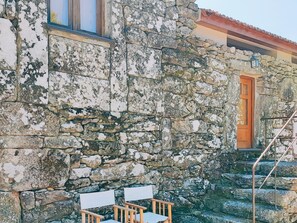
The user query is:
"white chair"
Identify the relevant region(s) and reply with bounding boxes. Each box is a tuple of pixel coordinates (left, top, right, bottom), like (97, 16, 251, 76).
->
(124, 186, 174, 223)
(80, 190, 136, 223)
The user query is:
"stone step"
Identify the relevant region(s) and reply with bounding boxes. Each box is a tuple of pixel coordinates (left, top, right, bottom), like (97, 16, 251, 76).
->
(174, 214, 204, 223)
(217, 186, 297, 210)
(200, 211, 253, 223)
(232, 161, 297, 177)
(221, 200, 290, 223)
(204, 196, 291, 223)
(222, 173, 297, 191)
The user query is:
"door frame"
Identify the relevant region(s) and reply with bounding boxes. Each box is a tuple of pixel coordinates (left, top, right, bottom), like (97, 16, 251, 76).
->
(237, 75, 255, 149)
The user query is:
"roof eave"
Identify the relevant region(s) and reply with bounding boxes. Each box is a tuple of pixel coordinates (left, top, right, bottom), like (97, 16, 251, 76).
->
(197, 9, 297, 55)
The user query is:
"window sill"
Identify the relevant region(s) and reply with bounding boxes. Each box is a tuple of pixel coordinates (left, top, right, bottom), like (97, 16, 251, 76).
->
(46, 24, 113, 48)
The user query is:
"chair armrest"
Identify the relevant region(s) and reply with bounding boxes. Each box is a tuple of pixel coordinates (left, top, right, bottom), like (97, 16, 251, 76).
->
(81, 210, 104, 219)
(124, 202, 146, 223)
(151, 198, 174, 206)
(113, 205, 136, 223)
(113, 204, 136, 212)
(81, 210, 104, 223)
(124, 202, 147, 211)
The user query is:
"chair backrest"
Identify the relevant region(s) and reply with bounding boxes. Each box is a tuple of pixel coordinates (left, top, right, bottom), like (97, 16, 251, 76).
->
(124, 185, 153, 202)
(80, 190, 115, 209)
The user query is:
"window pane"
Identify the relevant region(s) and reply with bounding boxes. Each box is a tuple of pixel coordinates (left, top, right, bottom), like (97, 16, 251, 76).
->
(242, 84, 248, 95)
(50, 0, 69, 26)
(80, 0, 97, 33)
(238, 99, 248, 125)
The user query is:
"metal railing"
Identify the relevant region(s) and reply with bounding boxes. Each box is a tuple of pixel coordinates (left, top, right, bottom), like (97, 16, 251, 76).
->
(252, 110, 297, 223)
(261, 115, 297, 148)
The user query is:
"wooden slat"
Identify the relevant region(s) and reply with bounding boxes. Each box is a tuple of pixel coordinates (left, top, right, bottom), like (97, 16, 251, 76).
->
(152, 199, 156, 213)
(168, 204, 172, 223)
(96, 0, 100, 34)
(158, 202, 161, 214)
(80, 210, 104, 220)
(47, 0, 51, 23)
(97, 0, 105, 35)
(125, 202, 147, 211)
(125, 207, 128, 223)
(120, 208, 123, 223)
(82, 212, 86, 223)
(139, 209, 144, 223)
(114, 205, 118, 221)
(151, 199, 174, 206)
(72, 0, 80, 30)
(68, 0, 73, 28)
(129, 210, 135, 223)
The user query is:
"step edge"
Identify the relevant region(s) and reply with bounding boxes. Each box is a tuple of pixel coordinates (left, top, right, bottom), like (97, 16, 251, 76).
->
(201, 210, 253, 223)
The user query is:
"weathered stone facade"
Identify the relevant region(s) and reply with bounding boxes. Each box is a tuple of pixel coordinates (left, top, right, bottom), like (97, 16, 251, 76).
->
(0, 0, 296, 222)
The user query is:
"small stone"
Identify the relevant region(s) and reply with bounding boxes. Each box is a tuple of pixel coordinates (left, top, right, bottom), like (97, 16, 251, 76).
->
(70, 154, 81, 169)
(126, 120, 160, 132)
(45, 136, 82, 149)
(166, 6, 179, 20)
(164, 0, 175, 7)
(5, 0, 16, 19)
(188, 2, 199, 11)
(81, 155, 102, 169)
(61, 122, 84, 133)
(119, 132, 157, 144)
(172, 120, 201, 133)
(176, 0, 190, 6)
(193, 82, 213, 95)
(35, 190, 72, 206)
(131, 163, 145, 176)
(66, 178, 91, 190)
(69, 167, 92, 180)
(178, 7, 200, 21)
(20, 191, 35, 210)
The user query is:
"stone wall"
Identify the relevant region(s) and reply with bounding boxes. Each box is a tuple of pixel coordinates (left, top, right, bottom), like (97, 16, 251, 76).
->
(0, 0, 296, 222)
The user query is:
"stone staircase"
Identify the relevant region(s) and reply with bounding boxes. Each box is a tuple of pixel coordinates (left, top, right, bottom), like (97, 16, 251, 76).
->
(198, 160, 297, 223)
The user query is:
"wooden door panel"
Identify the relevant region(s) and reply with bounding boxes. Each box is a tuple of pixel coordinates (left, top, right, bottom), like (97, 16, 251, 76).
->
(237, 76, 254, 149)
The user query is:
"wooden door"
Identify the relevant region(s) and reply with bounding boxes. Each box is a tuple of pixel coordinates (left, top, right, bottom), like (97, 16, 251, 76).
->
(237, 76, 254, 149)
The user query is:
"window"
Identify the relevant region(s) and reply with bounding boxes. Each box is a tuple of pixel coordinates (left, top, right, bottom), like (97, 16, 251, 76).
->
(48, 0, 105, 35)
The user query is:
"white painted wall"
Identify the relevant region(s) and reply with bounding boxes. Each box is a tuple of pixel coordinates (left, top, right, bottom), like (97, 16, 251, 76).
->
(277, 50, 292, 62)
(192, 24, 227, 45)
